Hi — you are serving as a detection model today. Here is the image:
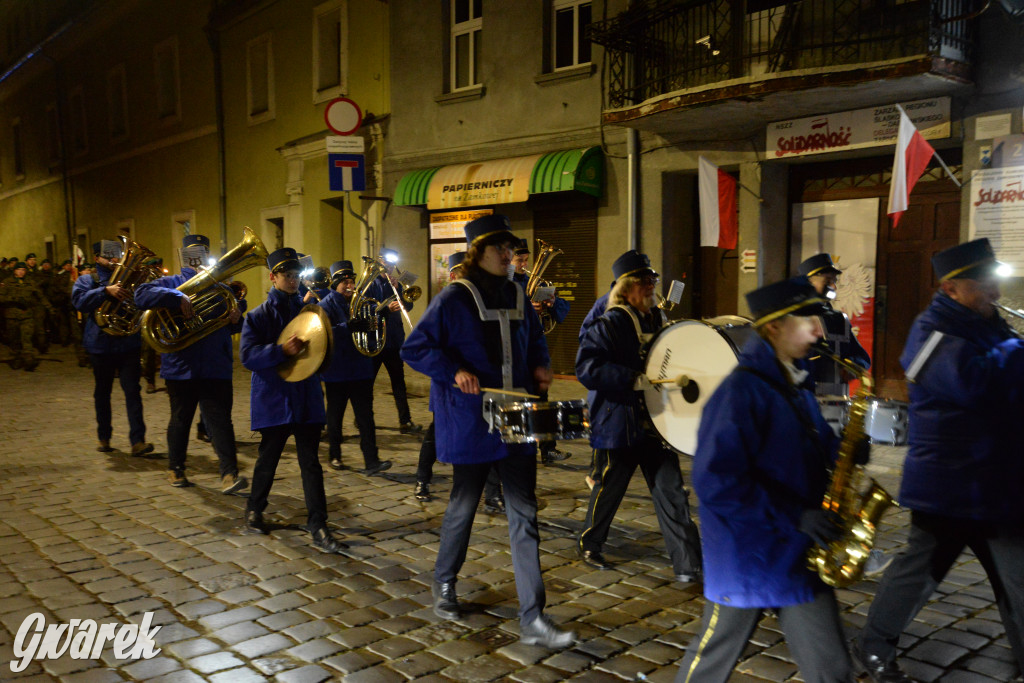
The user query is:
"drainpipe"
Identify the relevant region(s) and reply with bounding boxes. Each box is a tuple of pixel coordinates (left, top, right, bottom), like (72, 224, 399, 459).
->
(206, 27, 228, 255)
(626, 128, 639, 251)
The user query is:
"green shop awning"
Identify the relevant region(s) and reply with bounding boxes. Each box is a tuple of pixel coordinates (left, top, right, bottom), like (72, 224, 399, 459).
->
(394, 146, 603, 209)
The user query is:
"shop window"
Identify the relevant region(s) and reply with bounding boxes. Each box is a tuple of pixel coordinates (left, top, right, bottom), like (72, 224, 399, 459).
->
(553, 0, 591, 70)
(313, 0, 347, 103)
(247, 32, 275, 124)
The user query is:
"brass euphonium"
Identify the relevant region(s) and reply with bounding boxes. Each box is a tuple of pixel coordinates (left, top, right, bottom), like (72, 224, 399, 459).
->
(525, 239, 564, 334)
(140, 227, 269, 353)
(95, 236, 158, 336)
(349, 256, 387, 357)
(808, 345, 896, 587)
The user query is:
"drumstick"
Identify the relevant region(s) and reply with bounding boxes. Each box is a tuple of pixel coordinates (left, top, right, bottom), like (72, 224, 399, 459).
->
(650, 375, 693, 387)
(452, 384, 540, 400)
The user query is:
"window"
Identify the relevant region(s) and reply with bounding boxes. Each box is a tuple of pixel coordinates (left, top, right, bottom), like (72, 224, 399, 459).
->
(11, 118, 24, 178)
(247, 32, 275, 124)
(450, 0, 482, 90)
(154, 36, 181, 122)
(107, 63, 129, 141)
(45, 103, 60, 165)
(68, 86, 88, 156)
(553, 0, 591, 70)
(313, 0, 347, 103)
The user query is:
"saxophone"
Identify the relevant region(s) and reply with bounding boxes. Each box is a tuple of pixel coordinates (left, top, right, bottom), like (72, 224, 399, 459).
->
(808, 346, 896, 587)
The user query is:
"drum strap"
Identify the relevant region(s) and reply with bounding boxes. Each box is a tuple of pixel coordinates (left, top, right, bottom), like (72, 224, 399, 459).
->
(452, 279, 524, 390)
(609, 304, 665, 346)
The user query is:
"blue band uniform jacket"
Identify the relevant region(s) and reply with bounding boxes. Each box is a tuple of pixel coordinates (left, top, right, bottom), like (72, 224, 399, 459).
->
(401, 271, 549, 465)
(899, 291, 1024, 522)
(318, 290, 374, 382)
(240, 287, 326, 430)
(71, 265, 142, 354)
(693, 336, 839, 608)
(134, 268, 246, 380)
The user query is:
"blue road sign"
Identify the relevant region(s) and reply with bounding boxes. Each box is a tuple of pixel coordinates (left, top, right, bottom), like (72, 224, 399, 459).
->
(328, 153, 366, 191)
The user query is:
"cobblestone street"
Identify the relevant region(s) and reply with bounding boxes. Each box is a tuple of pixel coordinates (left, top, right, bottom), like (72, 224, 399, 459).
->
(0, 345, 1020, 682)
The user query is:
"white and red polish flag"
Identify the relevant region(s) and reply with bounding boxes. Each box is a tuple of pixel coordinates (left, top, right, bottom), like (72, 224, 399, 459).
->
(887, 105, 936, 228)
(698, 156, 738, 249)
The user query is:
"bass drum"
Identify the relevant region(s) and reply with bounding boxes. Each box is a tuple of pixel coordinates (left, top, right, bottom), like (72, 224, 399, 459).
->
(642, 318, 756, 455)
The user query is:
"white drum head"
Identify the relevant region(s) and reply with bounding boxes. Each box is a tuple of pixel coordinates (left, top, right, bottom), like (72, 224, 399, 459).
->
(643, 320, 751, 455)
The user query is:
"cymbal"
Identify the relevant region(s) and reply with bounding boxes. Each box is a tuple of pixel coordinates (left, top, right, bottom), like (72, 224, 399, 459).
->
(276, 304, 334, 382)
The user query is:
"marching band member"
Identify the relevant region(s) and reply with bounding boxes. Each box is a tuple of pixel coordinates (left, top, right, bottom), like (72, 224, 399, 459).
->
(72, 241, 154, 456)
(240, 247, 346, 554)
(401, 215, 575, 648)
(373, 248, 421, 434)
(512, 238, 570, 464)
(677, 276, 852, 683)
(798, 253, 871, 397)
(319, 259, 390, 475)
(575, 250, 701, 580)
(854, 238, 1024, 683)
(134, 235, 248, 492)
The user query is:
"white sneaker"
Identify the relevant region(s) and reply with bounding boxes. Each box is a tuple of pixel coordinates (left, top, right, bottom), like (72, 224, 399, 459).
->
(864, 549, 894, 576)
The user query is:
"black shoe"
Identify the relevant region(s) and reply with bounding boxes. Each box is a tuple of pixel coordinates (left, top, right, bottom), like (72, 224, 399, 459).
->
(520, 614, 576, 649)
(483, 494, 506, 514)
(851, 644, 914, 683)
(579, 547, 612, 570)
(675, 571, 702, 584)
(414, 481, 431, 501)
(541, 448, 570, 464)
(329, 457, 345, 470)
(311, 527, 348, 553)
(24, 360, 38, 372)
(244, 510, 267, 535)
(196, 428, 211, 443)
(432, 580, 460, 620)
(400, 421, 423, 434)
(362, 460, 392, 476)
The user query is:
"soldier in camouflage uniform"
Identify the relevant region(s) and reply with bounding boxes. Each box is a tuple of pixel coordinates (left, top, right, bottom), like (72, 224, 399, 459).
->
(0, 262, 52, 370)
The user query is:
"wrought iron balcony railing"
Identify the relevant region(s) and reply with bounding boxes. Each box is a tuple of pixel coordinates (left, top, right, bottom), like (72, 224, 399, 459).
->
(589, 0, 975, 109)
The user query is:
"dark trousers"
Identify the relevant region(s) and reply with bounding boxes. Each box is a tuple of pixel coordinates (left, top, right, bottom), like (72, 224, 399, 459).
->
(537, 389, 556, 457)
(373, 347, 411, 424)
(858, 510, 1024, 671)
(90, 350, 145, 445)
(435, 451, 544, 622)
(247, 423, 328, 531)
(325, 378, 378, 468)
(5, 316, 35, 364)
(416, 420, 500, 498)
(141, 345, 158, 385)
(165, 378, 238, 477)
(676, 591, 852, 683)
(579, 435, 702, 575)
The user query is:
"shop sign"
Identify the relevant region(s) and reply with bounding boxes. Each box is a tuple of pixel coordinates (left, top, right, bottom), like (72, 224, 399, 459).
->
(969, 166, 1024, 269)
(427, 155, 541, 209)
(766, 97, 950, 158)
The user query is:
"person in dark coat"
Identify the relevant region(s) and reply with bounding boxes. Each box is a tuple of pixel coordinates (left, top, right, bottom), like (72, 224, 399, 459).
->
(676, 276, 852, 683)
(372, 247, 421, 434)
(854, 238, 1024, 683)
(0, 261, 51, 370)
(401, 214, 575, 649)
(575, 250, 702, 580)
(797, 253, 871, 397)
(134, 235, 248, 493)
(319, 259, 390, 475)
(239, 247, 346, 554)
(72, 241, 154, 455)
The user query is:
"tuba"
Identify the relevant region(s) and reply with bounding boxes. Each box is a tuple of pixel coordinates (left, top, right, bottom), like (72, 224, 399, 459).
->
(140, 227, 269, 353)
(807, 346, 896, 587)
(95, 236, 158, 336)
(349, 256, 388, 357)
(525, 240, 564, 335)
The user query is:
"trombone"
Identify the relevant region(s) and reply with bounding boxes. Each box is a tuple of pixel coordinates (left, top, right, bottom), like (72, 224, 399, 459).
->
(377, 257, 421, 330)
(995, 302, 1024, 321)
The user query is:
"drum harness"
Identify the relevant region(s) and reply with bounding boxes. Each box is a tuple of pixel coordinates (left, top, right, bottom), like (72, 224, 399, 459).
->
(451, 279, 525, 432)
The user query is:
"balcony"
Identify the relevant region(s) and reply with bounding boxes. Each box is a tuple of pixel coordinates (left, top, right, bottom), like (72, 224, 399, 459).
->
(588, 0, 976, 137)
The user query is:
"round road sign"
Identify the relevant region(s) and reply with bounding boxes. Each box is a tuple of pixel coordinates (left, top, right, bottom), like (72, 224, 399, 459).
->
(324, 97, 363, 136)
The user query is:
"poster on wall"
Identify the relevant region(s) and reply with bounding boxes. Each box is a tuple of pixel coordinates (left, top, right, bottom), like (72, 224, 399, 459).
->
(792, 197, 879, 370)
(969, 166, 1024, 269)
(427, 209, 492, 297)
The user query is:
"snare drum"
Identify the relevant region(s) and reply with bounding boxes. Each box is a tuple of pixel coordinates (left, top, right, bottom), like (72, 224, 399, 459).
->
(815, 396, 909, 446)
(641, 318, 756, 455)
(491, 400, 590, 444)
